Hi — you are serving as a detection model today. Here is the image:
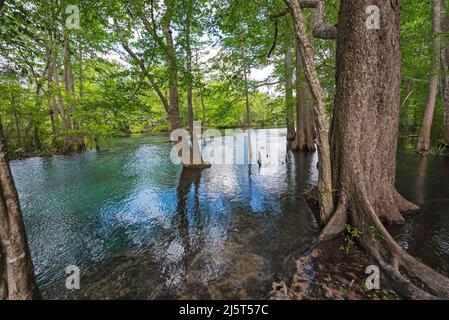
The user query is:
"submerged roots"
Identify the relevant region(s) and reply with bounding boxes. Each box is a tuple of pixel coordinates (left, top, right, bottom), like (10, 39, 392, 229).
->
(296, 165, 449, 299)
(351, 179, 449, 299)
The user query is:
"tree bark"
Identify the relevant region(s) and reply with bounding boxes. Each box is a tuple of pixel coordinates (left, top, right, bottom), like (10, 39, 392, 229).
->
(63, 30, 85, 153)
(46, 45, 57, 142)
(292, 39, 316, 152)
(440, 0, 449, 144)
(183, 0, 207, 168)
(238, 19, 251, 128)
(11, 95, 21, 145)
(195, 50, 207, 131)
(284, 41, 296, 149)
(314, 0, 449, 299)
(417, 0, 441, 153)
(286, 0, 334, 225)
(0, 124, 40, 300)
(49, 34, 71, 152)
(162, 0, 182, 131)
(326, 0, 412, 230)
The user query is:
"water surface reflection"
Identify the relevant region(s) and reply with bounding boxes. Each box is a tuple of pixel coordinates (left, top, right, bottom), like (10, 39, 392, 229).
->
(9, 131, 449, 299)
(12, 129, 320, 299)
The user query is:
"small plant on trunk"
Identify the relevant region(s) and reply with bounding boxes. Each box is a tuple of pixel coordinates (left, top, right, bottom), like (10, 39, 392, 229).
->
(340, 224, 363, 256)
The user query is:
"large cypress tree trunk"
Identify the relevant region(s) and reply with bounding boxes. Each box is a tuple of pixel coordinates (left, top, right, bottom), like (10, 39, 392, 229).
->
(0, 124, 40, 300)
(292, 39, 316, 152)
(318, 0, 449, 299)
(327, 0, 412, 227)
(416, 0, 441, 152)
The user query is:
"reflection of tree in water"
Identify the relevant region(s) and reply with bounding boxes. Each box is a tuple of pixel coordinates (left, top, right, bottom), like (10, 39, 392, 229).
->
(415, 155, 429, 204)
(161, 167, 205, 291)
(291, 151, 314, 193)
(175, 167, 203, 258)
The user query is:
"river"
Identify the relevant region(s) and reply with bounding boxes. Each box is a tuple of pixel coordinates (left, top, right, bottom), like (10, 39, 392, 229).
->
(9, 129, 449, 299)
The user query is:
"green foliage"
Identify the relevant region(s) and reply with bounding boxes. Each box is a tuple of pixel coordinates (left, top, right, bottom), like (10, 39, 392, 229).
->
(361, 282, 397, 300)
(0, 0, 290, 158)
(340, 224, 363, 256)
(1, 0, 447, 159)
(369, 225, 385, 242)
(429, 139, 448, 156)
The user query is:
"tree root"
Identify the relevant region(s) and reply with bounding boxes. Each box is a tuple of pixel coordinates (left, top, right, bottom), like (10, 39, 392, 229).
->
(351, 174, 449, 299)
(310, 167, 449, 299)
(319, 200, 347, 241)
(394, 189, 420, 213)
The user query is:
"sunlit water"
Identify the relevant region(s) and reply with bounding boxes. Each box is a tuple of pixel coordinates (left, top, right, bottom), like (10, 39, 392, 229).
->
(11, 129, 320, 299)
(9, 130, 449, 299)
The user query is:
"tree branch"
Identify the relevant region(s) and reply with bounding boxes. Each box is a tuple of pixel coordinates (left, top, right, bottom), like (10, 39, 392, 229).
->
(113, 20, 171, 113)
(298, 0, 337, 40)
(267, 20, 279, 58)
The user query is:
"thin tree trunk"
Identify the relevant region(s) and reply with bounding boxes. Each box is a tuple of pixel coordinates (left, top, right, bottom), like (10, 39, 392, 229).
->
(52, 49, 69, 135)
(238, 19, 251, 128)
(94, 136, 100, 151)
(401, 79, 414, 134)
(185, 1, 202, 167)
(200, 89, 206, 131)
(237, 18, 252, 163)
(33, 126, 40, 151)
(13, 113, 20, 145)
(33, 85, 42, 150)
(50, 39, 71, 152)
(284, 41, 296, 149)
(11, 95, 21, 145)
(46, 47, 57, 141)
(243, 70, 251, 128)
(63, 30, 81, 153)
(286, 0, 334, 225)
(78, 35, 84, 103)
(417, 0, 441, 152)
(115, 10, 181, 131)
(162, 0, 181, 131)
(195, 50, 207, 131)
(0, 123, 40, 300)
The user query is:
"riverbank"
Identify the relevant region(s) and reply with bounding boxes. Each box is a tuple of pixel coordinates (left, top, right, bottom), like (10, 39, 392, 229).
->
(268, 194, 399, 300)
(7, 125, 288, 161)
(268, 235, 399, 300)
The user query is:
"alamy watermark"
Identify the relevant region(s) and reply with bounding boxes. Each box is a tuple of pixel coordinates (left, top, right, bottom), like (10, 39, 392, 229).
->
(366, 5, 380, 30)
(365, 265, 380, 290)
(169, 122, 283, 175)
(65, 5, 80, 30)
(65, 265, 80, 290)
